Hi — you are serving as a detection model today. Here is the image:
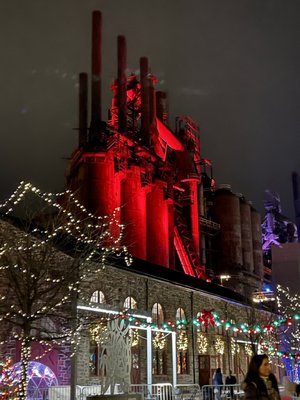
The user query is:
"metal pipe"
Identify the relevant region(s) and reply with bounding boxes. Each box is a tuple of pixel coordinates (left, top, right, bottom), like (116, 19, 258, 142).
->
(79, 73, 88, 148)
(91, 11, 102, 123)
(117, 35, 127, 133)
(140, 57, 150, 145)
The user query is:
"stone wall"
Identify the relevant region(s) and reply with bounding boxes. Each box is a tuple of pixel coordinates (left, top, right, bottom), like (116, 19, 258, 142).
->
(77, 260, 270, 386)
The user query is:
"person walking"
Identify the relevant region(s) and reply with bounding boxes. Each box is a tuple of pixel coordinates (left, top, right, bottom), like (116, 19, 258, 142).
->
(213, 368, 223, 400)
(243, 354, 280, 400)
(225, 370, 237, 399)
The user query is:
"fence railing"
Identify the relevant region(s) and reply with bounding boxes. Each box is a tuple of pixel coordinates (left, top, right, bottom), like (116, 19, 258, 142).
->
(24, 382, 174, 400)
(174, 384, 201, 400)
(201, 384, 243, 400)
(130, 383, 173, 400)
(16, 383, 245, 400)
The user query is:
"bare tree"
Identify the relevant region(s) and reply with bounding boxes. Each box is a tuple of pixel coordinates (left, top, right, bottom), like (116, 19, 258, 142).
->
(0, 182, 130, 399)
(276, 285, 300, 358)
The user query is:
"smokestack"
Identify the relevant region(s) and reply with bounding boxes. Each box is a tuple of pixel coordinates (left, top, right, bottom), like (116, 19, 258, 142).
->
(156, 91, 168, 125)
(79, 73, 88, 148)
(140, 57, 150, 145)
(89, 11, 102, 145)
(149, 76, 156, 127)
(292, 171, 300, 241)
(117, 35, 127, 133)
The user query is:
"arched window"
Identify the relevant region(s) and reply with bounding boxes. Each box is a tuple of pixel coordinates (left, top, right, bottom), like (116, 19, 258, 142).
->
(176, 308, 189, 374)
(124, 296, 137, 310)
(151, 303, 167, 375)
(90, 290, 105, 304)
(176, 307, 186, 321)
(152, 303, 164, 325)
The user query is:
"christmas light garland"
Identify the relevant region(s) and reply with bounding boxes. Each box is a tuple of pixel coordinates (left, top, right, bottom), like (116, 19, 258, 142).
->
(0, 182, 133, 399)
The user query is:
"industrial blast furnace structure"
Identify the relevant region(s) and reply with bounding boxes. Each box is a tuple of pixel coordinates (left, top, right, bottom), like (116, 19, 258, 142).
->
(67, 11, 263, 295)
(0, 11, 272, 393)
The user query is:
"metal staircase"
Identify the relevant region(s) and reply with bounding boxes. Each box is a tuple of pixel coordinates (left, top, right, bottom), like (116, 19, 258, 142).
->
(174, 211, 206, 279)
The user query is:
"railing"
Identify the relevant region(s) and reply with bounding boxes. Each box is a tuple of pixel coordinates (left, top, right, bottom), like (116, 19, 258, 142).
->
(201, 384, 243, 400)
(24, 383, 174, 400)
(21, 383, 246, 400)
(130, 383, 173, 400)
(174, 384, 201, 400)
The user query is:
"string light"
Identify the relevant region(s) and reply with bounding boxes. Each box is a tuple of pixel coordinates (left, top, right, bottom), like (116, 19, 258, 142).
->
(177, 329, 188, 351)
(214, 337, 225, 355)
(0, 181, 133, 398)
(153, 332, 167, 350)
(197, 332, 208, 354)
(245, 343, 253, 357)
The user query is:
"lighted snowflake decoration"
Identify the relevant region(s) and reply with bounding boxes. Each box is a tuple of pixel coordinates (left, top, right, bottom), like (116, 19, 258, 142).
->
(244, 344, 253, 357)
(153, 332, 167, 350)
(197, 332, 208, 354)
(214, 337, 225, 355)
(177, 329, 188, 351)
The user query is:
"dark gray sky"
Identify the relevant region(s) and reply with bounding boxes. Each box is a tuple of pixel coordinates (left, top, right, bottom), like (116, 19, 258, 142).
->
(1, 0, 300, 218)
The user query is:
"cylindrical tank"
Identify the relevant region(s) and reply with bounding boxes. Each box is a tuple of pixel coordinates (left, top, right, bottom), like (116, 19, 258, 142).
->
(212, 185, 243, 271)
(146, 182, 169, 267)
(68, 160, 121, 242)
(239, 198, 254, 273)
(83, 153, 120, 215)
(121, 166, 147, 260)
(251, 207, 264, 279)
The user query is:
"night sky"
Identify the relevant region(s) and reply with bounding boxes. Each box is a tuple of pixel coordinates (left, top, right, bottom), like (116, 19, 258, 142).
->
(1, 0, 300, 218)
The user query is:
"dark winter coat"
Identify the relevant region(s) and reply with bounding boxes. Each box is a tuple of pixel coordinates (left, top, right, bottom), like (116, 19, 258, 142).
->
(243, 376, 280, 400)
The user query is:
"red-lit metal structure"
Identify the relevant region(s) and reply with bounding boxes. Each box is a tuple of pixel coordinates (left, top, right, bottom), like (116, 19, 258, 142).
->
(66, 11, 210, 279)
(66, 11, 265, 290)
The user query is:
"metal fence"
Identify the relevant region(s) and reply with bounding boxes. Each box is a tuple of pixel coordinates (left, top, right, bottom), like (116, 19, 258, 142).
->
(21, 381, 300, 400)
(174, 384, 201, 400)
(10, 383, 247, 400)
(201, 384, 243, 400)
(130, 383, 173, 400)
(24, 382, 175, 400)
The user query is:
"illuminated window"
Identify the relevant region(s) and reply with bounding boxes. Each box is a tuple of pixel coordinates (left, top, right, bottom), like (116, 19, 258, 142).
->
(124, 296, 137, 310)
(176, 308, 189, 374)
(90, 290, 105, 304)
(152, 303, 167, 375)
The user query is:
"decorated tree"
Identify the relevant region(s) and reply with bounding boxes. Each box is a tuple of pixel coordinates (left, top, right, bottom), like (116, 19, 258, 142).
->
(0, 182, 131, 399)
(0, 357, 18, 399)
(276, 285, 300, 378)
